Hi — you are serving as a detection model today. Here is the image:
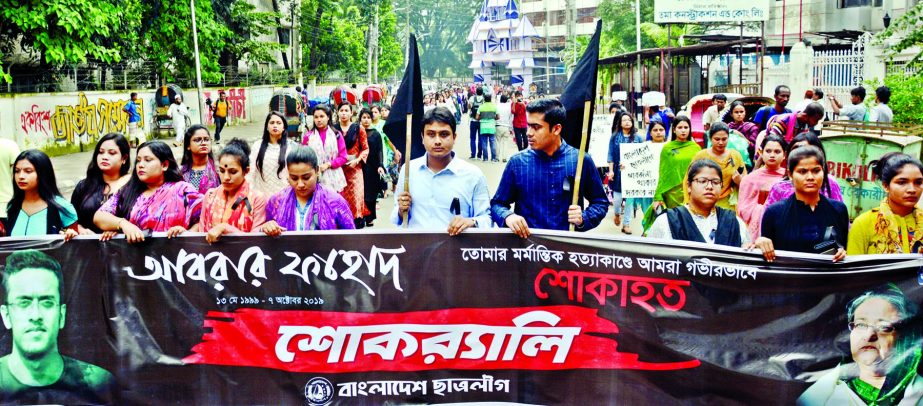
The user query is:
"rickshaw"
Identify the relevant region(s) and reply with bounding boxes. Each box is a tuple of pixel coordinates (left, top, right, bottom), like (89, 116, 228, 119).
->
(679, 93, 743, 147)
(152, 84, 183, 138)
(720, 96, 774, 125)
(269, 90, 305, 142)
(330, 86, 359, 106)
(361, 85, 387, 107)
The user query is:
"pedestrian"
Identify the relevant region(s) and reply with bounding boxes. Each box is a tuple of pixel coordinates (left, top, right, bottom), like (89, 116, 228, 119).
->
(248, 111, 295, 197)
(848, 152, 923, 255)
(212, 90, 231, 143)
(511, 91, 528, 151)
(830, 86, 867, 121)
(468, 88, 485, 159)
(168, 95, 189, 147)
(765, 102, 825, 143)
(764, 132, 844, 206)
(392, 107, 491, 233)
(122, 92, 144, 146)
(71, 133, 131, 233)
(793, 89, 815, 112)
(691, 122, 747, 211)
(3, 150, 78, 238)
(645, 104, 675, 140)
(261, 146, 356, 234)
(761, 145, 848, 261)
(180, 125, 220, 194)
(477, 93, 498, 162)
(189, 138, 268, 243)
(736, 134, 787, 242)
(607, 112, 644, 234)
(643, 116, 700, 230)
(358, 108, 387, 227)
(702, 94, 728, 132)
(490, 98, 609, 237)
(869, 86, 893, 124)
(647, 160, 753, 250)
(495, 94, 514, 162)
(726, 101, 759, 157)
(302, 103, 348, 194)
(753, 85, 792, 132)
(95, 141, 202, 242)
(331, 103, 369, 229)
(0, 137, 21, 226)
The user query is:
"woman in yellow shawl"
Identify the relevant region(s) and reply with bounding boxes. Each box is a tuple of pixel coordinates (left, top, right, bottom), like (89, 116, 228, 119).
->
(690, 122, 747, 211)
(642, 116, 700, 230)
(848, 152, 923, 254)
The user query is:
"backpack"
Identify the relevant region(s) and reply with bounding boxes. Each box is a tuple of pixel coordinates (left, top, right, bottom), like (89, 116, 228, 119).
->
(469, 96, 484, 118)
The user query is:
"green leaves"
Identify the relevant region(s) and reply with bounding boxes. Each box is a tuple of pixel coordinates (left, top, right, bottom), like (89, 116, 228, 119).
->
(877, 3, 923, 72)
(879, 73, 923, 125)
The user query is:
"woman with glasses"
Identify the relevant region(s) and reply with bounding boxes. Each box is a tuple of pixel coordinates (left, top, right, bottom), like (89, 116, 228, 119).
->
(761, 146, 848, 261)
(648, 160, 773, 260)
(180, 125, 220, 194)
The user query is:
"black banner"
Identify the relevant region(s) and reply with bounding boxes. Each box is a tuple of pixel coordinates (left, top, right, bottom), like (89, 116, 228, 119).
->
(0, 231, 920, 405)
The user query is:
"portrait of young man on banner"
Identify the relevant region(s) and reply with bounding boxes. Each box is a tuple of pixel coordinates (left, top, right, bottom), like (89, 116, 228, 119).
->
(799, 284, 923, 405)
(0, 250, 116, 404)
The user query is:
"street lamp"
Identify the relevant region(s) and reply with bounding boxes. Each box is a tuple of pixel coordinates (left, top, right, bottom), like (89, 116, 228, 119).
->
(883, 13, 891, 29)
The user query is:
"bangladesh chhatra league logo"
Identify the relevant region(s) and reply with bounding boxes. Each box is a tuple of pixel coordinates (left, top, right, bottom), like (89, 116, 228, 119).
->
(304, 377, 334, 405)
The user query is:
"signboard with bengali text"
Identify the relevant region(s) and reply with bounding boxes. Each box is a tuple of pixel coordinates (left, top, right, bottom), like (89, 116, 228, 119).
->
(654, 0, 771, 23)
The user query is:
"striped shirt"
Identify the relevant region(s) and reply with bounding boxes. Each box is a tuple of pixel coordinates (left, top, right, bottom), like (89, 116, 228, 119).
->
(491, 143, 609, 231)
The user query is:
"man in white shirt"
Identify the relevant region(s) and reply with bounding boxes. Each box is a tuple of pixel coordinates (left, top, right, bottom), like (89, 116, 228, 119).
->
(701, 94, 727, 132)
(869, 86, 893, 124)
(495, 94, 514, 162)
(167, 95, 190, 145)
(393, 107, 491, 235)
(830, 87, 867, 122)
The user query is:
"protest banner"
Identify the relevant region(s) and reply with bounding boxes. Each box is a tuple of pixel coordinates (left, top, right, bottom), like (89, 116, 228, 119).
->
(0, 231, 920, 405)
(588, 113, 614, 167)
(620, 143, 663, 198)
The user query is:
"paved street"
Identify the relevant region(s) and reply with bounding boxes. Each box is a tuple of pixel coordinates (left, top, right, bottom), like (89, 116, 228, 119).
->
(52, 117, 629, 235)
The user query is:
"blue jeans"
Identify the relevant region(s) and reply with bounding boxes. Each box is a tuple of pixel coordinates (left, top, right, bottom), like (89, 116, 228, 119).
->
(479, 133, 497, 161)
(612, 194, 653, 226)
(469, 119, 480, 158)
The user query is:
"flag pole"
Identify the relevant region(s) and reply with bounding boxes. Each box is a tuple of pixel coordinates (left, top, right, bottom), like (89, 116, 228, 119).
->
(569, 100, 592, 232)
(402, 112, 412, 228)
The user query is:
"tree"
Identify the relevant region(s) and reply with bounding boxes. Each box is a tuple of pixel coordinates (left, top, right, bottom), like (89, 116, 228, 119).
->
(376, 0, 401, 80)
(210, 0, 285, 67)
(596, 0, 657, 57)
(877, 2, 923, 73)
(0, 0, 130, 83)
(138, 0, 231, 83)
(399, 0, 481, 78)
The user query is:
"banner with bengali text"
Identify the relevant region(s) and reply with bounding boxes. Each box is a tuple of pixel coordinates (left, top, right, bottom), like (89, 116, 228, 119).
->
(0, 231, 920, 405)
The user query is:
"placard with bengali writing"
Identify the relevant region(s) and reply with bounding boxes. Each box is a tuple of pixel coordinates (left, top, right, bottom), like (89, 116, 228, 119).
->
(620, 142, 663, 198)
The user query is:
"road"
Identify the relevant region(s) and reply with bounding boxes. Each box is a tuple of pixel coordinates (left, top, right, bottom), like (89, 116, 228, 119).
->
(52, 118, 630, 235)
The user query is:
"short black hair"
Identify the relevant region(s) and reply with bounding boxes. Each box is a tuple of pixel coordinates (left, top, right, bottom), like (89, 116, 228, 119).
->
(3, 250, 64, 303)
(876, 86, 891, 104)
(130, 92, 137, 99)
(423, 107, 457, 135)
(713, 94, 727, 102)
(526, 98, 566, 130)
(813, 88, 824, 99)
(851, 86, 867, 99)
(484, 93, 492, 102)
(686, 159, 723, 186)
(774, 85, 791, 96)
(476, 87, 483, 96)
(803, 102, 825, 118)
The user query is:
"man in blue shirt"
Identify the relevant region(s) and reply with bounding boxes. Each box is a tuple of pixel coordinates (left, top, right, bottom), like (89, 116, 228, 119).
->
(392, 107, 491, 235)
(490, 98, 609, 237)
(752, 85, 792, 132)
(122, 92, 144, 145)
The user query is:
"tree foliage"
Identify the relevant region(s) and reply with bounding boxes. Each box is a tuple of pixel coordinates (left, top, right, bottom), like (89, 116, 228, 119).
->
(877, 2, 923, 72)
(878, 73, 923, 125)
(404, 0, 481, 78)
(215, 0, 285, 65)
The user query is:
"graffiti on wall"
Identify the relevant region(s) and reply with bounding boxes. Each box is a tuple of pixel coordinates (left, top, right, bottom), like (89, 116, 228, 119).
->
(49, 93, 144, 145)
(20, 105, 52, 135)
(203, 88, 247, 125)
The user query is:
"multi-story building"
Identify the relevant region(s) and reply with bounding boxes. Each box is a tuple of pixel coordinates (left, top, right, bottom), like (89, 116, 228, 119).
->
(519, 0, 601, 92)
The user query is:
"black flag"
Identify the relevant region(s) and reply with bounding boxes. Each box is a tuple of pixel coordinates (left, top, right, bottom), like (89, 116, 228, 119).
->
(559, 20, 602, 151)
(384, 34, 425, 162)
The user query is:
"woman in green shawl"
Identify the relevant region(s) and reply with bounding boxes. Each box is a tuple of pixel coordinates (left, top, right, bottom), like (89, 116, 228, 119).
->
(642, 116, 700, 231)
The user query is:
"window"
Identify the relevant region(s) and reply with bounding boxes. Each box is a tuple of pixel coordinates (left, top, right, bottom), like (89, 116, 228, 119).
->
(549, 10, 566, 25)
(577, 7, 597, 23)
(526, 12, 545, 26)
(838, 0, 883, 7)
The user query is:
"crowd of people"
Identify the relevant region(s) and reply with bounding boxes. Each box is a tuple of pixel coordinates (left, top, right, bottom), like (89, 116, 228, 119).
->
(0, 81, 916, 263)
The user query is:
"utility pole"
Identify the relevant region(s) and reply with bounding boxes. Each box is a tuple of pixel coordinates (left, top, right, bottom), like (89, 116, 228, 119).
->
(191, 0, 205, 125)
(635, 0, 641, 119)
(564, 0, 576, 77)
(373, 3, 380, 83)
(543, 0, 550, 93)
(368, 1, 380, 84)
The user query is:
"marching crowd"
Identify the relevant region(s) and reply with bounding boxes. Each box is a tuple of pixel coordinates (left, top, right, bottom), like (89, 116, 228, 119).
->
(0, 82, 918, 263)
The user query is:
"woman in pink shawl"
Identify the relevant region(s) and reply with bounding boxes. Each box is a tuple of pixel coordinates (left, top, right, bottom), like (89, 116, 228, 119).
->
(726, 101, 759, 159)
(95, 141, 202, 242)
(737, 134, 787, 241)
(302, 103, 348, 193)
(180, 125, 220, 194)
(261, 145, 355, 234)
